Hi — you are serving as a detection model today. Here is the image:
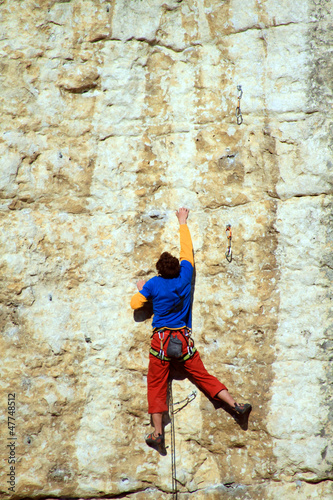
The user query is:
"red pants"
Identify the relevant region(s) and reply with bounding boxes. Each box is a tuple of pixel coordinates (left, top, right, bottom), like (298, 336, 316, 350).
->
(148, 329, 227, 414)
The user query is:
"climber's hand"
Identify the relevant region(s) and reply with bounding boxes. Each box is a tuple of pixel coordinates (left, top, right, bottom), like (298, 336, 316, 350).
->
(176, 207, 189, 225)
(136, 280, 146, 291)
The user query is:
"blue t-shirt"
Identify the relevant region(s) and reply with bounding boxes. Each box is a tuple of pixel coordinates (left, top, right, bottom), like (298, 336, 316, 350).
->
(140, 260, 193, 329)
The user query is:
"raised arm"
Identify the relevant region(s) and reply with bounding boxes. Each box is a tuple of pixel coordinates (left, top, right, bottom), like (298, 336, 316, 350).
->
(176, 208, 194, 266)
(131, 208, 194, 310)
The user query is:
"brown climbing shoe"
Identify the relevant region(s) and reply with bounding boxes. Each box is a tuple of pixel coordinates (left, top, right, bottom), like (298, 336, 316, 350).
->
(145, 432, 166, 454)
(233, 403, 252, 416)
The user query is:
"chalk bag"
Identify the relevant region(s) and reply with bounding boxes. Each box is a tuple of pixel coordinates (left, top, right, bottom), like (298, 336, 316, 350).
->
(167, 333, 183, 359)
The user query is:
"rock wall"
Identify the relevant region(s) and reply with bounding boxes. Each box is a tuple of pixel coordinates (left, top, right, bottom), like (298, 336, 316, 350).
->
(0, 0, 332, 498)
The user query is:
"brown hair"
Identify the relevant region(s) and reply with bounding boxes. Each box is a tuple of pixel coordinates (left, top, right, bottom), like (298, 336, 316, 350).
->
(156, 252, 180, 279)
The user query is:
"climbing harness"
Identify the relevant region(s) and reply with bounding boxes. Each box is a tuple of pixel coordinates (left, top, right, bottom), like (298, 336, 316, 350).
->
(150, 327, 196, 362)
(235, 85, 243, 125)
(168, 381, 197, 499)
(225, 224, 232, 262)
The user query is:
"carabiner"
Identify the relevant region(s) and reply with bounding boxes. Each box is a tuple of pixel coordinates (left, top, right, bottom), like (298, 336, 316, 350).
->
(236, 85, 243, 125)
(225, 248, 232, 263)
(236, 113, 243, 125)
(225, 224, 232, 262)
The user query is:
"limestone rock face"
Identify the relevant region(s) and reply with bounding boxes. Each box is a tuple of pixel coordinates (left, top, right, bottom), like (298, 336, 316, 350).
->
(0, 0, 332, 499)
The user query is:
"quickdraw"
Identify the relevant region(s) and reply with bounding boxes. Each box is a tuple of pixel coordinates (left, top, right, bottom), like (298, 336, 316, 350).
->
(225, 224, 232, 262)
(172, 390, 197, 415)
(235, 85, 243, 125)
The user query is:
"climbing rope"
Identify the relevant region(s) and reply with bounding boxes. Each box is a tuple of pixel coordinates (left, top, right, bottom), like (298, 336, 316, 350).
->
(235, 85, 243, 125)
(168, 381, 197, 499)
(225, 224, 232, 262)
(168, 379, 177, 500)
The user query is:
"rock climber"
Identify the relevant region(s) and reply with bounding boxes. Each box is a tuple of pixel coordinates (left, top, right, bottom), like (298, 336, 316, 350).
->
(130, 207, 251, 452)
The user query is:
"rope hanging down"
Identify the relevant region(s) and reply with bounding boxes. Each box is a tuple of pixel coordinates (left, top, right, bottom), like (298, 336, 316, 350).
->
(168, 380, 177, 500)
(236, 85, 243, 125)
(225, 224, 232, 262)
(168, 381, 197, 499)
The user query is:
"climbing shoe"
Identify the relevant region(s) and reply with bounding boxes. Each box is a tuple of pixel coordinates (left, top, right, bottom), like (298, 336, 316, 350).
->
(233, 403, 252, 415)
(145, 432, 166, 454)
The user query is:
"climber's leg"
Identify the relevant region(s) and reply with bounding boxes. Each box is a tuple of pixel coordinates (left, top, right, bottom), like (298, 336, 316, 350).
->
(216, 388, 236, 407)
(217, 389, 252, 415)
(151, 412, 163, 436)
(147, 353, 170, 414)
(184, 351, 251, 413)
(184, 351, 227, 399)
(146, 354, 168, 451)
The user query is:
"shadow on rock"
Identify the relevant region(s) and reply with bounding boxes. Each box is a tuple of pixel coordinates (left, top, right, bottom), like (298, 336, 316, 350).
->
(133, 301, 154, 322)
(209, 398, 252, 431)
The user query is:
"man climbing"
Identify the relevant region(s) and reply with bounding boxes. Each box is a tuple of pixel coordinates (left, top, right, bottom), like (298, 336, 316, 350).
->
(130, 208, 251, 452)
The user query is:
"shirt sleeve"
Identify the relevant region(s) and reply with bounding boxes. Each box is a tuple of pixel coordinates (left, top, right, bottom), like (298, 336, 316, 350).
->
(130, 279, 153, 309)
(130, 292, 148, 310)
(179, 224, 194, 266)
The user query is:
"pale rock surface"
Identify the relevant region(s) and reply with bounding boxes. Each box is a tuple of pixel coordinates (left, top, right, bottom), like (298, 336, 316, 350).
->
(0, 0, 332, 499)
